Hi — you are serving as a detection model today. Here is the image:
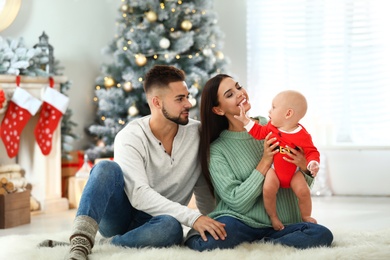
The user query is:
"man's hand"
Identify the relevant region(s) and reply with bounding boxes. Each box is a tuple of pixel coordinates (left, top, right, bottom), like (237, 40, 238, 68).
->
(192, 215, 227, 242)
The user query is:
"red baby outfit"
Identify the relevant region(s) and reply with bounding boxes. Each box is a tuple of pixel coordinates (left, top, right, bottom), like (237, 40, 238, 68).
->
(248, 122, 319, 188)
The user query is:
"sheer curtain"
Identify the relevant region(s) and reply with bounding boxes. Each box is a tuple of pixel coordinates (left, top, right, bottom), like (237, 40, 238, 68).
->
(247, 0, 390, 147)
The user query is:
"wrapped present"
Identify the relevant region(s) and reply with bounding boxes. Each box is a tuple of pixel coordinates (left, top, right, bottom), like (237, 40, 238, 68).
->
(61, 150, 84, 198)
(62, 151, 84, 177)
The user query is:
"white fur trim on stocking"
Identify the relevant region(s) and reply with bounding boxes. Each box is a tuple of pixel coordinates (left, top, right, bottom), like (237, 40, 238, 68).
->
(42, 87, 69, 113)
(11, 87, 42, 116)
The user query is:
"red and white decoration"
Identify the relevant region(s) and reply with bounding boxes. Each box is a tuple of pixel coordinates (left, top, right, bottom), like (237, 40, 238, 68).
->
(0, 86, 42, 158)
(0, 77, 68, 158)
(34, 85, 69, 155)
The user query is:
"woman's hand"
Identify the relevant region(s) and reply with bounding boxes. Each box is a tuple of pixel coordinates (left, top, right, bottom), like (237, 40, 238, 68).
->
(256, 132, 279, 175)
(283, 145, 307, 170)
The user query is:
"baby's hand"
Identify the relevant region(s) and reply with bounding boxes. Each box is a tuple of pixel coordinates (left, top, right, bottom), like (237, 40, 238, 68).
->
(234, 103, 250, 126)
(308, 161, 320, 177)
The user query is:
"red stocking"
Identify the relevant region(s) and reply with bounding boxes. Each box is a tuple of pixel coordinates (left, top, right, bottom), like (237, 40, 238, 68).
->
(34, 86, 69, 155)
(0, 87, 42, 158)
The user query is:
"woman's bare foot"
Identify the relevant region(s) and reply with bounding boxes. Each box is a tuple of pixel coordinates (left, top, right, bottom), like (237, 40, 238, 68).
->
(302, 216, 317, 224)
(270, 216, 285, 230)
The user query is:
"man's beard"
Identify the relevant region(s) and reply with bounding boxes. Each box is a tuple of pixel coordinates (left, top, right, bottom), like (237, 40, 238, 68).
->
(162, 106, 189, 125)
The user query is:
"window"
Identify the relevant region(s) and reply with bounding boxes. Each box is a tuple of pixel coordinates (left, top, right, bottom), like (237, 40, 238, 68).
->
(247, 0, 390, 147)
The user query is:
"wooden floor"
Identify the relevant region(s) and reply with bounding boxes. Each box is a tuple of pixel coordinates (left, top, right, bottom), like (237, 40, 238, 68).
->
(0, 196, 389, 236)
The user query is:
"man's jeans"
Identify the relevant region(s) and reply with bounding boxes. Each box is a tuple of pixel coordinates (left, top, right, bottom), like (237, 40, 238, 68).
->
(77, 160, 183, 248)
(185, 216, 333, 251)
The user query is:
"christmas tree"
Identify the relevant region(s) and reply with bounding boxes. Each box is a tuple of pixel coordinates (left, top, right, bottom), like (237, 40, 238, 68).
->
(86, 0, 230, 161)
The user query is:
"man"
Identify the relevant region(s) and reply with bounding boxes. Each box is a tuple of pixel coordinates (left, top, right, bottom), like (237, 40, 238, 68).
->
(39, 65, 226, 259)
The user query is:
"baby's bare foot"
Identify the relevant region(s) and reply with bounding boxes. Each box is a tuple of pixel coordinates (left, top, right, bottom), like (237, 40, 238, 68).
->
(302, 216, 317, 224)
(270, 216, 285, 230)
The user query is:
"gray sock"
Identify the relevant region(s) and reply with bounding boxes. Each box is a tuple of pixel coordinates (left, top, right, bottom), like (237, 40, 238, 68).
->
(65, 215, 99, 260)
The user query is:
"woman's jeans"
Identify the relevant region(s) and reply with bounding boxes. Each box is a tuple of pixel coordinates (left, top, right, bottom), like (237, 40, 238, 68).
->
(77, 160, 183, 248)
(185, 216, 333, 251)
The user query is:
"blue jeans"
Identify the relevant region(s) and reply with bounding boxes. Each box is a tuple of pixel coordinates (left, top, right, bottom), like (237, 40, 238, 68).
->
(185, 216, 333, 251)
(77, 160, 183, 248)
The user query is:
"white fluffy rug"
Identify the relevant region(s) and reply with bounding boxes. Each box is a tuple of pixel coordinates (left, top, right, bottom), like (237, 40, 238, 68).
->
(1, 229, 390, 260)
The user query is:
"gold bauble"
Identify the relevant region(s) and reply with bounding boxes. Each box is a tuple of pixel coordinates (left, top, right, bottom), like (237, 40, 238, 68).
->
(145, 11, 158, 22)
(189, 96, 197, 107)
(128, 104, 139, 116)
(121, 4, 129, 12)
(135, 54, 147, 66)
(123, 82, 133, 92)
(193, 81, 200, 89)
(97, 140, 105, 147)
(216, 51, 225, 60)
(181, 20, 192, 31)
(104, 77, 115, 88)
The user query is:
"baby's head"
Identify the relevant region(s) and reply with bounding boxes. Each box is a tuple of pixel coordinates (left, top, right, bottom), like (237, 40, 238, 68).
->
(269, 90, 307, 128)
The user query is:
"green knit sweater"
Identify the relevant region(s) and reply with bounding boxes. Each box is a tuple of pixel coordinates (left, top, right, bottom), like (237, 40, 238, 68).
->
(208, 129, 313, 228)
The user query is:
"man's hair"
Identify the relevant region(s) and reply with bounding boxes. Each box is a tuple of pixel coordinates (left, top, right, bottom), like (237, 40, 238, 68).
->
(143, 65, 186, 94)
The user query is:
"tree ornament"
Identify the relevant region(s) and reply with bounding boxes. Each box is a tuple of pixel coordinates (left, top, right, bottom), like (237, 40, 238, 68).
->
(34, 86, 69, 156)
(189, 96, 197, 107)
(135, 54, 147, 66)
(128, 104, 139, 116)
(202, 48, 212, 57)
(193, 81, 200, 89)
(159, 37, 170, 49)
(121, 4, 129, 12)
(0, 87, 42, 158)
(123, 82, 133, 92)
(216, 51, 225, 59)
(181, 20, 192, 31)
(104, 77, 115, 88)
(145, 11, 158, 22)
(97, 139, 105, 147)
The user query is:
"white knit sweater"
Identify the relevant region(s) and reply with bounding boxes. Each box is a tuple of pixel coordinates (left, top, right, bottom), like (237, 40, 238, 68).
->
(114, 115, 214, 227)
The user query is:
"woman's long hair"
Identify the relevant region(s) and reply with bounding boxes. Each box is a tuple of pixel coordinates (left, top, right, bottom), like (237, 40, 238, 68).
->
(199, 74, 231, 195)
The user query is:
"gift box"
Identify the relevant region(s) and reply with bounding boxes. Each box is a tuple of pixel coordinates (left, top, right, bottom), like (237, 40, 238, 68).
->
(61, 150, 84, 198)
(0, 190, 31, 229)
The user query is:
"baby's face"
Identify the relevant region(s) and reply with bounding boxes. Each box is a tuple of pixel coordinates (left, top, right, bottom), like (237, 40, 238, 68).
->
(268, 94, 287, 127)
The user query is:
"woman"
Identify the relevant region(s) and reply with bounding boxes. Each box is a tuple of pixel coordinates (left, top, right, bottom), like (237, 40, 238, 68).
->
(185, 74, 333, 251)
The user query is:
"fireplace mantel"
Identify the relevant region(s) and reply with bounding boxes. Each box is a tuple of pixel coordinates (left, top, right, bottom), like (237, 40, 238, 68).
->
(0, 75, 69, 212)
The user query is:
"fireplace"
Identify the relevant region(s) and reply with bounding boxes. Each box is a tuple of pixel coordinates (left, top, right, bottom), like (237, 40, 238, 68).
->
(0, 75, 69, 212)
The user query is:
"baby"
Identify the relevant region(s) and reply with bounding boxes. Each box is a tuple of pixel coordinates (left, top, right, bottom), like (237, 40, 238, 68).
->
(235, 90, 319, 230)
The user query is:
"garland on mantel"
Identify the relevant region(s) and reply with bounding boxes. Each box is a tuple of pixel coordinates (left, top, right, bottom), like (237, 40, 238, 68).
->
(0, 35, 78, 158)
